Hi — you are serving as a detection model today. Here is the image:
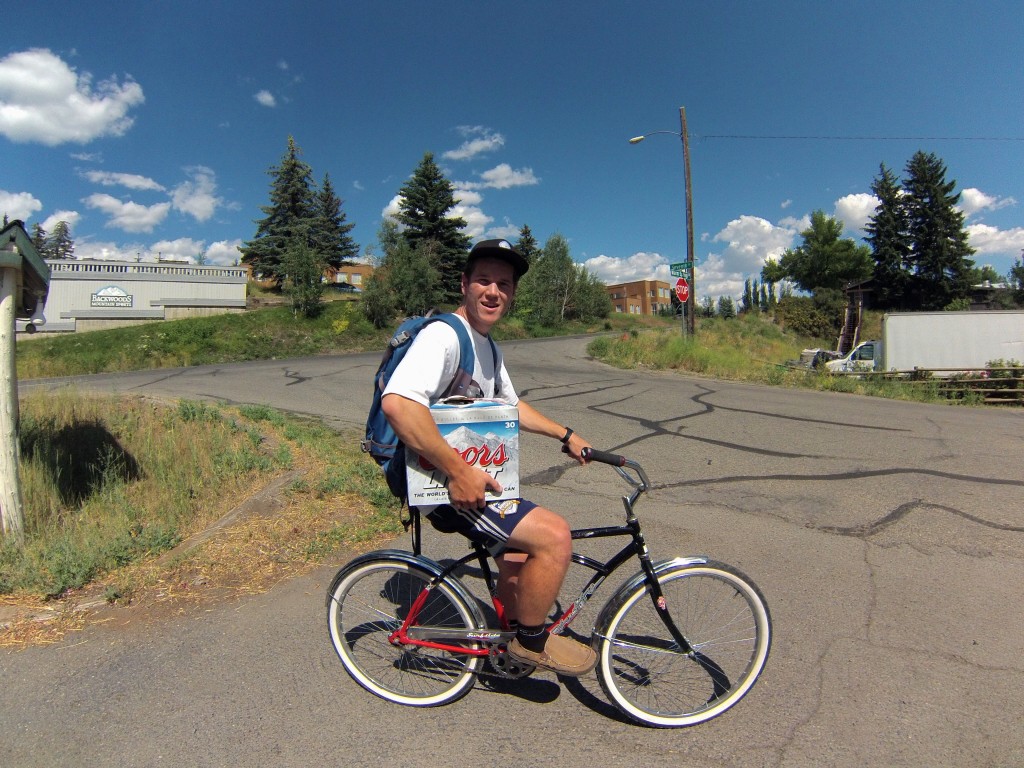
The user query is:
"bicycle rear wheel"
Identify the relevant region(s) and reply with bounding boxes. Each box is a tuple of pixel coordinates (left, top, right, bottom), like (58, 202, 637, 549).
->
(327, 554, 483, 707)
(596, 560, 771, 727)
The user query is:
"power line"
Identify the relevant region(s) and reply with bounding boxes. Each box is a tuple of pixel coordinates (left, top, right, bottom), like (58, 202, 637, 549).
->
(697, 133, 1024, 142)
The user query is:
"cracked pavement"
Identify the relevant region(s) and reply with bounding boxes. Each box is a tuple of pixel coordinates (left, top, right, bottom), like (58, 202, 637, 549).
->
(6, 335, 1022, 767)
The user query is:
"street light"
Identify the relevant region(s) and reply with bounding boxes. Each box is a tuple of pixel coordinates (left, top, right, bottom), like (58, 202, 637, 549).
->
(629, 106, 696, 336)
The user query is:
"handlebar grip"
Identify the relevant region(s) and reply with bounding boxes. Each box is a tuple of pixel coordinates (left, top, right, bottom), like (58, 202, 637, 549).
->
(580, 447, 626, 467)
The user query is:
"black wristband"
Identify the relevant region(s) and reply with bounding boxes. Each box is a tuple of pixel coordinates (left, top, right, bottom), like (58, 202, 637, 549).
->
(559, 427, 574, 444)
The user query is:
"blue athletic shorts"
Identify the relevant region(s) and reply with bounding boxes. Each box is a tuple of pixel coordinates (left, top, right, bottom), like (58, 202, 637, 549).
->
(421, 499, 539, 557)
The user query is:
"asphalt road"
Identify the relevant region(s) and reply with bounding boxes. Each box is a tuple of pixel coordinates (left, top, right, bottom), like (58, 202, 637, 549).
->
(5, 335, 1024, 767)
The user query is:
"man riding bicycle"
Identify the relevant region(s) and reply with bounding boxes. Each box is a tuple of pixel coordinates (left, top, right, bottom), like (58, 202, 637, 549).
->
(380, 239, 598, 676)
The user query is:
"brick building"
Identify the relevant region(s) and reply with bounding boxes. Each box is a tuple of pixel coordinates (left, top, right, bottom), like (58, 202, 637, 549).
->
(605, 279, 674, 316)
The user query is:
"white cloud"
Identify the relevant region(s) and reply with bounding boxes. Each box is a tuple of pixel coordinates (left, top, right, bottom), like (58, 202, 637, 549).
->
(70, 151, 102, 162)
(381, 194, 402, 222)
(583, 249, 746, 303)
(82, 170, 166, 192)
(83, 193, 171, 233)
(0, 48, 144, 145)
(453, 187, 483, 207)
(960, 187, 1016, 217)
(966, 223, 1024, 256)
(149, 237, 205, 261)
(487, 218, 521, 241)
(205, 239, 244, 265)
(781, 199, 792, 209)
(42, 210, 80, 232)
(0, 189, 42, 221)
(443, 128, 505, 161)
(254, 90, 276, 107)
(712, 215, 799, 273)
(74, 240, 139, 261)
(171, 166, 222, 222)
(457, 164, 540, 191)
(452, 200, 492, 239)
(584, 252, 671, 284)
(834, 193, 878, 235)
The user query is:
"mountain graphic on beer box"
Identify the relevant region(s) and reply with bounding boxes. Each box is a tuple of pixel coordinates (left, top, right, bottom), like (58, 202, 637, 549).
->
(405, 399, 520, 506)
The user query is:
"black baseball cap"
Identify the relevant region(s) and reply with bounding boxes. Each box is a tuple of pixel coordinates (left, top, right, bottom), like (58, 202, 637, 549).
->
(464, 239, 529, 280)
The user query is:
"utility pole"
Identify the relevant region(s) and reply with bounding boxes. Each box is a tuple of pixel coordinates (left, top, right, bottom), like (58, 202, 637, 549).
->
(679, 106, 696, 336)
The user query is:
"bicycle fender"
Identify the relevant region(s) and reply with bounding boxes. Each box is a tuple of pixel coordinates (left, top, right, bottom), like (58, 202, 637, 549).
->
(326, 549, 486, 627)
(593, 557, 708, 637)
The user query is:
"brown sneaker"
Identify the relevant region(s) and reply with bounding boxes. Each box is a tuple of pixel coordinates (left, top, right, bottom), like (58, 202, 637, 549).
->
(508, 634, 597, 677)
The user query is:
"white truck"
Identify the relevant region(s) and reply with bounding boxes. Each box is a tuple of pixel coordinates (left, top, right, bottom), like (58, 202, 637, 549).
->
(825, 310, 1024, 375)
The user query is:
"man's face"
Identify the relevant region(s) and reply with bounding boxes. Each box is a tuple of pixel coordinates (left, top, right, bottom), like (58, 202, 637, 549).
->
(460, 257, 516, 333)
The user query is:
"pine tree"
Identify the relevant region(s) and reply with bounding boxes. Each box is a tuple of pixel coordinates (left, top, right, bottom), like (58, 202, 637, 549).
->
(31, 223, 48, 257)
(514, 225, 541, 267)
(310, 173, 359, 270)
(902, 151, 975, 310)
(241, 136, 316, 284)
(865, 163, 913, 310)
(48, 221, 74, 259)
(717, 296, 736, 319)
(395, 152, 472, 303)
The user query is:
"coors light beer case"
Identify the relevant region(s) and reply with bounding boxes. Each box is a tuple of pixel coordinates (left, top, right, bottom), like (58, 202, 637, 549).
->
(405, 398, 520, 506)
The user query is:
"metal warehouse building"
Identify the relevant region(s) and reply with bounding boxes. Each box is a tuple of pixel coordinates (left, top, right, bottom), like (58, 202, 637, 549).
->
(17, 260, 248, 335)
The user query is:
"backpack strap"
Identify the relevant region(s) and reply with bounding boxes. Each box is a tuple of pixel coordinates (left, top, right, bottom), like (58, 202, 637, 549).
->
(433, 314, 501, 399)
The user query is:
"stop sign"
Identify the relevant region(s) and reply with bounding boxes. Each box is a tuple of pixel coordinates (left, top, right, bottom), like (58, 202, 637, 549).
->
(674, 277, 690, 302)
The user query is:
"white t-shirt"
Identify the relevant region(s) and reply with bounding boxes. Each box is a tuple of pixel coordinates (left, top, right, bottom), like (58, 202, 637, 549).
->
(382, 314, 518, 407)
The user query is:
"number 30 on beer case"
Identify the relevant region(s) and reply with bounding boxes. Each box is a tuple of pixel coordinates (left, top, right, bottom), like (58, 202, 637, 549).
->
(405, 400, 521, 505)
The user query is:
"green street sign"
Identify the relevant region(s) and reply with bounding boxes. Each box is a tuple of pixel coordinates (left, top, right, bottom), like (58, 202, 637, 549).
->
(670, 261, 693, 277)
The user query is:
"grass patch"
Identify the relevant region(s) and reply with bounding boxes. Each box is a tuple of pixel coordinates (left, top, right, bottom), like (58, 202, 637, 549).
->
(587, 312, 999, 406)
(1, 391, 403, 645)
(16, 300, 386, 379)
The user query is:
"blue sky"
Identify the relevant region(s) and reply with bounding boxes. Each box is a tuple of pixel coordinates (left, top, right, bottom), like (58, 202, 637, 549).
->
(3, 1, 1023, 303)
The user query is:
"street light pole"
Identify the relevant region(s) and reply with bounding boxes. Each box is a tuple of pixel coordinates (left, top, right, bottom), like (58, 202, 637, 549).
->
(629, 106, 697, 337)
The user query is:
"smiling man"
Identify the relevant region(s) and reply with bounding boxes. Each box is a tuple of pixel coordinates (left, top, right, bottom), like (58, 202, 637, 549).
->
(380, 238, 598, 676)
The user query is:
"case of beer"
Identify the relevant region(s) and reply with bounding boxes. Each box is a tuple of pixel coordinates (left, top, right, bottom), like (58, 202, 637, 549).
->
(405, 398, 520, 506)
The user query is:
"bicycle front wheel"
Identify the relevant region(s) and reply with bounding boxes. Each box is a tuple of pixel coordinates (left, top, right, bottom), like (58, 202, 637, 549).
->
(596, 560, 771, 727)
(327, 555, 483, 707)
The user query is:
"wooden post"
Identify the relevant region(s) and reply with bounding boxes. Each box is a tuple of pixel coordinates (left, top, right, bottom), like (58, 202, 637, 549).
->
(679, 106, 696, 337)
(0, 266, 24, 542)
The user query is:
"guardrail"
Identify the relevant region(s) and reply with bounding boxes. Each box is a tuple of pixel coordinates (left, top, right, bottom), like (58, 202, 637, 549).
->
(830, 367, 1024, 405)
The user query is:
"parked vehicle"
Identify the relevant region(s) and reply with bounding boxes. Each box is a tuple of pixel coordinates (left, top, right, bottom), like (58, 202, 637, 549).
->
(825, 310, 1024, 375)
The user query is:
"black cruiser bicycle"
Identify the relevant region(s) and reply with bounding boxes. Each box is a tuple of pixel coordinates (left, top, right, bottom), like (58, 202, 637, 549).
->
(326, 448, 771, 727)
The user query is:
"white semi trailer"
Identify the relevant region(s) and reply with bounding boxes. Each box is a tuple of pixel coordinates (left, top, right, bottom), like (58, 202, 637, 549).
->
(825, 310, 1024, 375)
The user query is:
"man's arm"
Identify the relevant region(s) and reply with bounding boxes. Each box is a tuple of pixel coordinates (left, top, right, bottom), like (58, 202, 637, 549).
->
(381, 393, 502, 508)
(516, 399, 591, 465)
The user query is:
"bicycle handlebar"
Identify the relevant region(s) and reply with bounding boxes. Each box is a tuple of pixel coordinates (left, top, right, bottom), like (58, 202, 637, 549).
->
(580, 447, 626, 466)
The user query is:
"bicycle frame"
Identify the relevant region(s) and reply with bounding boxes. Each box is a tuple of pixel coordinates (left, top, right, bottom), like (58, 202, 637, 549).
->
(388, 457, 695, 658)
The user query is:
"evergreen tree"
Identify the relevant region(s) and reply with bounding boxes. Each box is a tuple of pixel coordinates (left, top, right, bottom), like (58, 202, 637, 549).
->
(717, 295, 736, 319)
(395, 152, 472, 303)
(310, 172, 359, 270)
(764, 211, 872, 294)
(48, 221, 74, 259)
(31, 223, 48, 257)
(700, 296, 715, 317)
(514, 224, 541, 267)
(865, 163, 913, 310)
(240, 136, 316, 284)
(902, 151, 975, 310)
